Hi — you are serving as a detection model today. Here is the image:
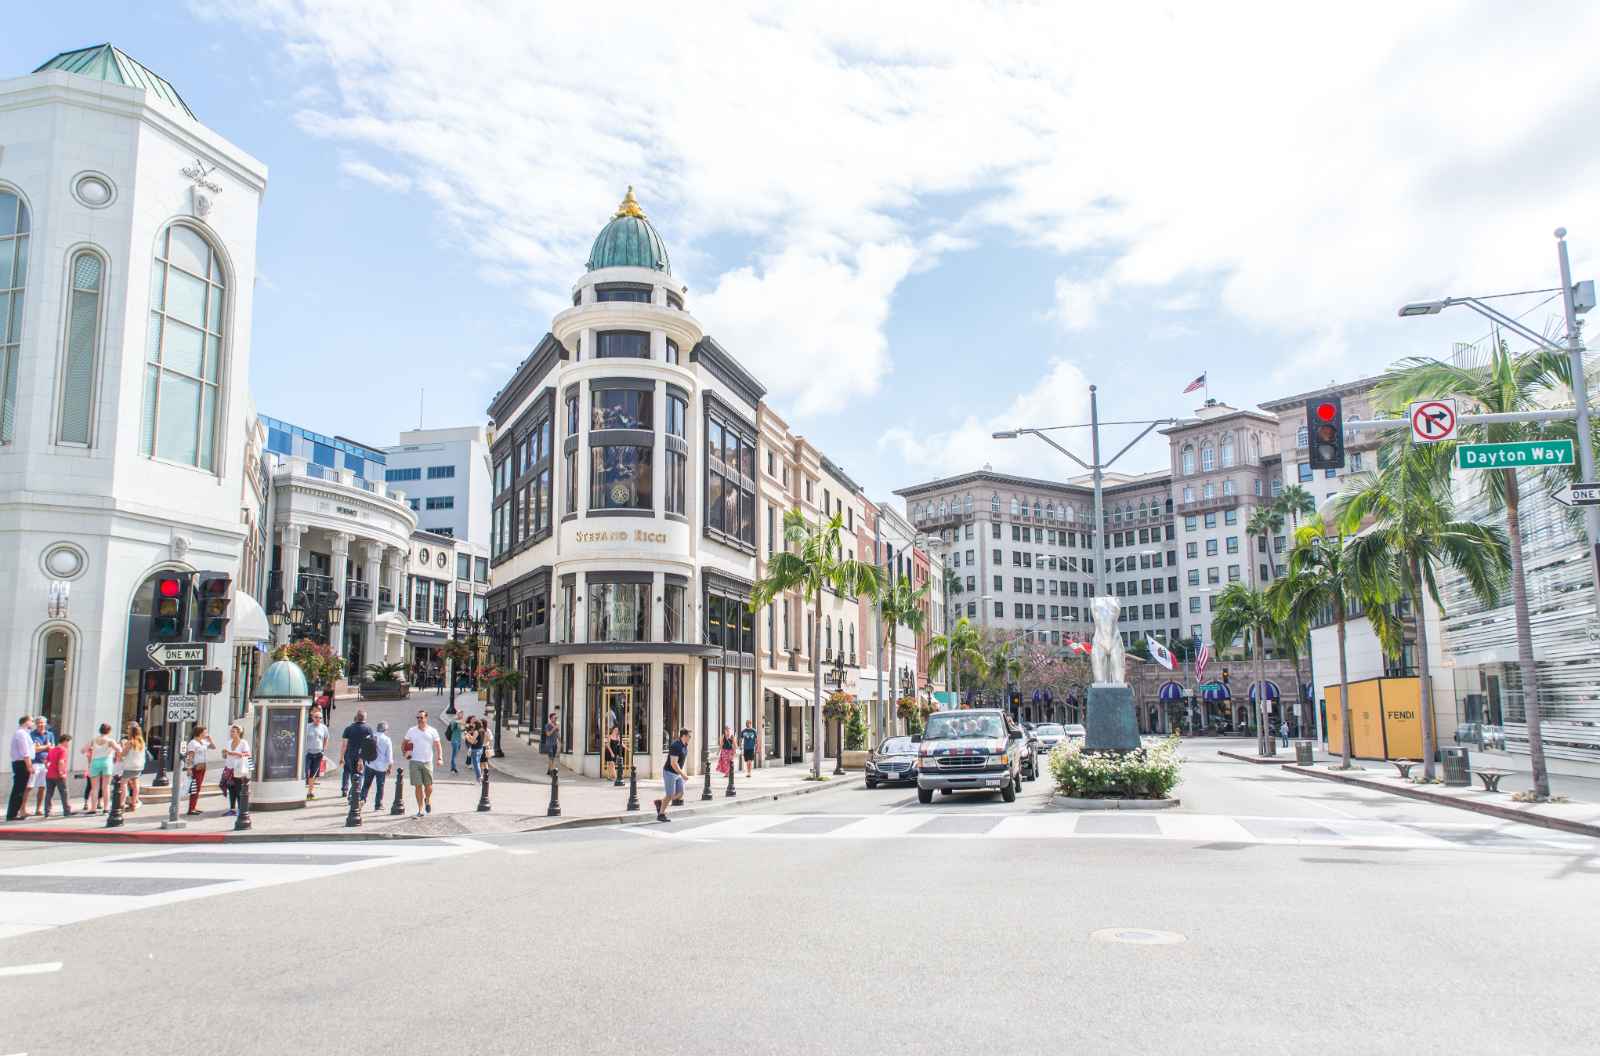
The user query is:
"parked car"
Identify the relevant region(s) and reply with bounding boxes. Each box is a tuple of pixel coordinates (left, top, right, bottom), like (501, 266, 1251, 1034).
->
(913, 708, 1025, 804)
(1061, 724, 1087, 743)
(865, 736, 920, 788)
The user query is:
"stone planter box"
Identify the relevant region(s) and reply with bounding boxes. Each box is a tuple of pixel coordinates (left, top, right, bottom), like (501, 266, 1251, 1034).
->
(841, 749, 869, 771)
(358, 680, 409, 701)
(1049, 795, 1180, 811)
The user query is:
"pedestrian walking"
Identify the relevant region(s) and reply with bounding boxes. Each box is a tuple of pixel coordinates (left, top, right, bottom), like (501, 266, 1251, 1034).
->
(43, 735, 72, 818)
(466, 718, 486, 782)
(318, 688, 336, 730)
(86, 723, 119, 813)
(7, 715, 34, 822)
(185, 725, 217, 815)
(221, 724, 251, 816)
(1279, 720, 1290, 748)
(446, 715, 463, 773)
(542, 713, 560, 775)
(361, 721, 394, 807)
(28, 716, 54, 816)
(604, 723, 624, 780)
(403, 709, 442, 817)
(119, 722, 147, 812)
(716, 726, 735, 777)
(740, 719, 758, 777)
(304, 705, 329, 800)
(338, 709, 375, 803)
(653, 728, 690, 822)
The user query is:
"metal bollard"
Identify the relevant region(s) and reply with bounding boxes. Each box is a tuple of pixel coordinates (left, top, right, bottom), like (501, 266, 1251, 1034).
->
(477, 759, 491, 813)
(345, 769, 363, 827)
(726, 755, 737, 798)
(625, 764, 640, 812)
(106, 778, 125, 828)
(701, 760, 714, 801)
(546, 770, 561, 817)
(234, 779, 253, 831)
(389, 766, 407, 816)
(612, 754, 624, 787)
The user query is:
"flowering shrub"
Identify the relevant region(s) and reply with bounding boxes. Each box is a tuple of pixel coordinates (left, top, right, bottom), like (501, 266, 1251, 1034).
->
(1048, 735, 1182, 799)
(822, 691, 856, 723)
(272, 639, 344, 688)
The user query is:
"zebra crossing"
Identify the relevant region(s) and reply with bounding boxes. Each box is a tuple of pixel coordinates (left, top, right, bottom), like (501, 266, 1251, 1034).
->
(0, 838, 488, 940)
(632, 810, 1598, 855)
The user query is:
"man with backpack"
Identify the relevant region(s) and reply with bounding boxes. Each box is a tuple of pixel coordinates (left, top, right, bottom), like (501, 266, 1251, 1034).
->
(360, 721, 394, 809)
(337, 709, 377, 806)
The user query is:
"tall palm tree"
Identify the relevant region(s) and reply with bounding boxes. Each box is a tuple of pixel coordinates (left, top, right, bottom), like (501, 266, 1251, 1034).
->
(1210, 582, 1282, 757)
(1276, 484, 1317, 531)
(751, 509, 884, 778)
(1334, 444, 1509, 780)
(876, 576, 929, 735)
(986, 635, 1024, 708)
(1372, 340, 1585, 799)
(1247, 504, 1286, 582)
(1269, 525, 1398, 769)
(928, 616, 986, 704)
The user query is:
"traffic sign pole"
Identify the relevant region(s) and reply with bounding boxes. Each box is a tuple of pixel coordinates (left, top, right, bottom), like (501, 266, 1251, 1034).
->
(1555, 232, 1600, 622)
(162, 646, 207, 830)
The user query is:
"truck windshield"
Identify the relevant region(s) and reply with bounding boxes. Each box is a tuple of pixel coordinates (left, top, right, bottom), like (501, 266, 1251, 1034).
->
(923, 714, 1004, 741)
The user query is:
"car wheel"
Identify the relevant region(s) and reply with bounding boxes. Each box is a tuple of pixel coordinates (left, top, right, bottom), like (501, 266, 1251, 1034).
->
(1001, 780, 1018, 803)
(865, 779, 877, 789)
(1014, 773, 1023, 793)
(917, 787, 934, 804)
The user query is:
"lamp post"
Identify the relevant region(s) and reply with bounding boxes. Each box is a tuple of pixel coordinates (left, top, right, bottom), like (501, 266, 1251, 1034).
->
(443, 613, 484, 717)
(830, 652, 848, 775)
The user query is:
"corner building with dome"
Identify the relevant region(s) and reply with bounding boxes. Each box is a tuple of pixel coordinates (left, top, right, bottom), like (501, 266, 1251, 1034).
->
(485, 190, 764, 779)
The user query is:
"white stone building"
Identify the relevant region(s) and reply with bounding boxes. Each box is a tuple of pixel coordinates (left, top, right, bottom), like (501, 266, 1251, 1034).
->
(384, 425, 492, 545)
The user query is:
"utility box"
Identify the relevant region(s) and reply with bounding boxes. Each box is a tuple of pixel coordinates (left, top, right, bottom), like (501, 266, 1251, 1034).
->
(1441, 747, 1471, 787)
(1295, 740, 1315, 766)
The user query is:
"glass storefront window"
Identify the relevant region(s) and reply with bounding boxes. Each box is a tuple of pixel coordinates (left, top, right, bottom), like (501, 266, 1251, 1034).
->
(588, 581, 649, 642)
(662, 664, 684, 749)
(664, 583, 686, 642)
(589, 444, 652, 510)
(595, 330, 650, 358)
(591, 387, 652, 430)
(587, 663, 650, 755)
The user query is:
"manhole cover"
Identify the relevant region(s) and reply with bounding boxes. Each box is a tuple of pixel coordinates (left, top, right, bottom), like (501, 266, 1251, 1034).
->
(1090, 928, 1186, 945)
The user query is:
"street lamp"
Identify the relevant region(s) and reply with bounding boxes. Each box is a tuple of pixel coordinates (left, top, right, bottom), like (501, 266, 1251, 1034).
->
(1397, 229, 1600, 604)
(830, 652, 848, 775)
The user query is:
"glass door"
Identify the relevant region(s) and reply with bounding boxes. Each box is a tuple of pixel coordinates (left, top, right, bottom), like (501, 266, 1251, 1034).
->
(604, 686, 633, 776)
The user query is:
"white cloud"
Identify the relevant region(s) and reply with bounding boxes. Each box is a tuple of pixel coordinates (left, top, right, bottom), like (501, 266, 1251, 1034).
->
(339, 158, 412, 192)
(224, 0, 1600, 416)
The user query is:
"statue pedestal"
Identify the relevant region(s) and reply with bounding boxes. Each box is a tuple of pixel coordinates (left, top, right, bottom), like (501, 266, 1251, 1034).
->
(1085, 684, 1141, 752)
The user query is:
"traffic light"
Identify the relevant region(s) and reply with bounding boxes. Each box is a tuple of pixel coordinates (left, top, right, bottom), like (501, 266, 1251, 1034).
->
(1009, 690, 1022, 711)
(152, 573, 190, 641)
(142, 669, 171, 694)
(1306, 394, 1345, 470)
(194, 572, 233, 642)
(199, 668, 224, 694)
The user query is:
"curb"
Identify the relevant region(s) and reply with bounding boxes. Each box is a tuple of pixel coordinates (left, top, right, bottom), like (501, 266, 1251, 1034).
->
(533, 771, 856, 831)
(1048, 796, 1180, 811)
(1279, 763, 1600, 840)
(1217, 750, 1289, 766)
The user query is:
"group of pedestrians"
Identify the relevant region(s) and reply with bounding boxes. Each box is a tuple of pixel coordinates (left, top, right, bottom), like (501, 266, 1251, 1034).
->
(300, 705, 448, 819)
(444, 712, 490, 779)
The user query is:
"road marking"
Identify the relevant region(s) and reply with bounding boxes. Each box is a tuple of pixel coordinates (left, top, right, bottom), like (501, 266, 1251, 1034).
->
(0, 961, 63, 977)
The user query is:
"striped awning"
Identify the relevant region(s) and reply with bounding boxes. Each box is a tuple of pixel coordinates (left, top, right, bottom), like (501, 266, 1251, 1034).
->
(1248, 680, 1281, 702)
(1157, 681, 1186, 701)
(1199, 682, 1231, 702)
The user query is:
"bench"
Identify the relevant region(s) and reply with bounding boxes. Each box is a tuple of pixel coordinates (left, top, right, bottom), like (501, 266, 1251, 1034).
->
(1390, 759, 1420, 779)
(1472, 768, 1513, 793)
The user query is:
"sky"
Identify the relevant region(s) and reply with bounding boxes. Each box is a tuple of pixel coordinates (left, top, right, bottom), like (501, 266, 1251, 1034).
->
(7, 1, 1600, 508)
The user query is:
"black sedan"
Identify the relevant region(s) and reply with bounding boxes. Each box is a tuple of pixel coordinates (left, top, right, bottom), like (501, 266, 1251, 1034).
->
(865, 736, 920, 788)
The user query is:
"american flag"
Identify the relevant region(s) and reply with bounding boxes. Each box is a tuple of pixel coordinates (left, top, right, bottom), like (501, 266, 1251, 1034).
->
(1195, 642, 1211, 678)
(1182, 372, 1207, 394)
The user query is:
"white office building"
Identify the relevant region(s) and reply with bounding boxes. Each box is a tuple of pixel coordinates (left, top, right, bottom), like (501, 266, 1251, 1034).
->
(383, 425, 491, 545)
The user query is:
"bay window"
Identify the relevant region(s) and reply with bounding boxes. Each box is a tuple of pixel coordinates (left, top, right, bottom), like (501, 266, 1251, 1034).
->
(587, 577, 650, 642)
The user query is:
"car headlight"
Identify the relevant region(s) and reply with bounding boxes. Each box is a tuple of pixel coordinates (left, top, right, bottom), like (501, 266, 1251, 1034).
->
(992, 752, 1009, 765)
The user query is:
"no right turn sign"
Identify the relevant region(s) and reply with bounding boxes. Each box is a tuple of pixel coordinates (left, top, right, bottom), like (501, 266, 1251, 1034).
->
(1410, 399, 1458, 443)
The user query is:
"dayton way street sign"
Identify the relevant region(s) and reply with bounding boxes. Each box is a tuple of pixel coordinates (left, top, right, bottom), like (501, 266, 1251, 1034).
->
(1554, 483, 1600, 508)
(1456, 439, 1575, 470)
(145, 642, 206, 667)
(1410, 399, 1458, 443)
(165, 695, 201, 722)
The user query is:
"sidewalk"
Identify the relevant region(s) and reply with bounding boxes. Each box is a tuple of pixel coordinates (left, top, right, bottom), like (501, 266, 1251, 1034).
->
(1, 691, 853, 843)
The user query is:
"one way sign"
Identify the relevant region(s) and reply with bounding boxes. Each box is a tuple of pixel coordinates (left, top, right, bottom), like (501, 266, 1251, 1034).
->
(1554, 483, 1600, 508)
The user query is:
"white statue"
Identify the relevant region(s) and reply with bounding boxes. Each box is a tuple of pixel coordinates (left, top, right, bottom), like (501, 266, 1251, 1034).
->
(1089, 596, 1126, 686)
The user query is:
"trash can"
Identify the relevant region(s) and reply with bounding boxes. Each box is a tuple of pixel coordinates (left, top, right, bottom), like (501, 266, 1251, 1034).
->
(1294, 740, 1314, 766)
(1440, 747, 1470, 787)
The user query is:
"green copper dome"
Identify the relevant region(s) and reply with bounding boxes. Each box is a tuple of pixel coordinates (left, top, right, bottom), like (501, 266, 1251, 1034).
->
(586, 187, 671, 274)
(35, 44, 196, 120)
(256, 659, 309, 700)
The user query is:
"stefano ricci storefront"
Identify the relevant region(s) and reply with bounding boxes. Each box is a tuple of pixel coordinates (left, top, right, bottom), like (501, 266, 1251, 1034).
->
(484, 189, 763, 779)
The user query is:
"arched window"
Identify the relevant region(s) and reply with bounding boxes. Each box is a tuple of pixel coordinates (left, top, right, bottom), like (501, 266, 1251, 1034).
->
(1180, 444, 1195, 475)
(1010, 498, 1020, 517)
(0, 187, 30, 443)
(36, 627, 72, 730)
(58, 250, 105, 445)
(143, 223, 226, 470)
(848, 623, 855, 660)
(1200, 445, 1216, 472)
(1220, 433, 1235, 467)
(991, 494, 1000, 515)
(1248, 434, 1260, 463)
(1033, 499, 1042, 519)
(940, 497, 949, 517)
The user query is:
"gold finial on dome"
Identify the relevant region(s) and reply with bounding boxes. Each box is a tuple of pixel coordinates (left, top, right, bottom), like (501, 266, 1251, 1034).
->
(613, 185, 646, 219)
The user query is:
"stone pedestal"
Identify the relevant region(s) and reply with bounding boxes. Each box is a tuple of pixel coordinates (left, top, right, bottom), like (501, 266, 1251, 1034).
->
(1085, 684, 1141, 752)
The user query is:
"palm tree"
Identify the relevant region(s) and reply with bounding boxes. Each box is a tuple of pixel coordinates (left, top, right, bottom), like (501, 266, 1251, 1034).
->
(751, 509, 884, 778)
(1268, 525, 1396, 769)
(1247, 504, 1286, 582)
(1276, 484, 1316, 530)
(876, 576, 929, 735)
(1372, 341, 1584, 799)
(1209, 582, 1282, 757)
(1334, 444, 1509, 781)
(928, 616, 986, 704)
(986, 635, 1024, 709)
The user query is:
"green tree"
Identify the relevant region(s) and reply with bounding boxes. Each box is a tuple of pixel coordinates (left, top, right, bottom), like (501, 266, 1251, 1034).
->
(1247, 504, 1286, 581)
(1334, 444, 1509, 780)
(876, 576, 929, 735)
(928, 616, 986, 703)
(1371, 341, 1590, 799)
(1276, 484, 1317, 531)
(1209, 583, 1282, 757)
(984, 634, 1024, 703)
(751, 509, 884, 778)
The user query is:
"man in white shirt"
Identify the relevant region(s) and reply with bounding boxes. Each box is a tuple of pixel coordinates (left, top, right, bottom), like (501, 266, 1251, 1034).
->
(304, 707, 330, 801)
(361, 721, 394, 809)
(403, 709, 442, 818)
(8, 715, 34, 822)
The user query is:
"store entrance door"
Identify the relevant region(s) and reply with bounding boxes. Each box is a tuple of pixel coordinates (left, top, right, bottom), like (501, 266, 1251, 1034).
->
(604, 686, 633, 778)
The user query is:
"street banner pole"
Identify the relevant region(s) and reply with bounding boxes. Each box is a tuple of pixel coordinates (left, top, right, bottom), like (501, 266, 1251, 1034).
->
(1555, 229, 1600, 612)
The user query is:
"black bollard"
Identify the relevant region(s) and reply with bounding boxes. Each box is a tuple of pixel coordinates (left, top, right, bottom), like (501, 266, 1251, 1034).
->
(726, 756, 737, 798)
(546, 770, 561, 817)
(477, 759, 491, 813)
(625, 763, 640, 812)
(233, 779, 253, 831)
(389, 766, 407, 816)
(105, 778, 125, 828)
(345, 769, 363, 827)
(612, 754, 624, 787)
(701, 761, 713, 801)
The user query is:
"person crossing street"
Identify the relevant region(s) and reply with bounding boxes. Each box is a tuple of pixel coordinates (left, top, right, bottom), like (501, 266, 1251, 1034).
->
(403, 709, 442, 818)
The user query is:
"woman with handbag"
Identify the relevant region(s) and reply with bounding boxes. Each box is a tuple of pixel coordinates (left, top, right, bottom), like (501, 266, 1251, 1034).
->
(467, 719, 488, 782)
(185, 725, 217, 815)
(715, 726, 735, 776)
(604, 724, 624, 780)
(221, 724, 250, 817)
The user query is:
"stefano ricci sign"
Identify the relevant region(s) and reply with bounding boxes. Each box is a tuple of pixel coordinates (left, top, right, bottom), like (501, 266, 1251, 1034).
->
(575, 528, 669, 544)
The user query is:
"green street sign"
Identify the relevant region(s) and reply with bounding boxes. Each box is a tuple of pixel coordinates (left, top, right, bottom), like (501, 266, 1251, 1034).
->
(1456, 439, 1575, 470)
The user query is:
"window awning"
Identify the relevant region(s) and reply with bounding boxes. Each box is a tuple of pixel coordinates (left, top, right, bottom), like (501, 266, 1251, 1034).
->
(232, 590, 271, 643)
(1157, 680, 1186, 701)
(1248, 680, 1281, 702)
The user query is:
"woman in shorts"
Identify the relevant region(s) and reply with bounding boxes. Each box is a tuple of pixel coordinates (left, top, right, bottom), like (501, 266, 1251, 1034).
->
(87, 723, 120, 814)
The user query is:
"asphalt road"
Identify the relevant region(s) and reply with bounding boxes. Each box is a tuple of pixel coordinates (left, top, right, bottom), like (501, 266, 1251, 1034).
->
(2, 739, 1596, 1056)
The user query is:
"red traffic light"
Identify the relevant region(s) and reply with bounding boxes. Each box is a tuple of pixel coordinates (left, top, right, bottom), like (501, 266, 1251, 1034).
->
(158, 577, 183, 597)
(1315, 402, 1338, 422)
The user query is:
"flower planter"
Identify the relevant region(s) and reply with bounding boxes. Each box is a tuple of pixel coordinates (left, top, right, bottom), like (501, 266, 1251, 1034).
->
(1048, 795, 1180, 810)
(358, 680, 409, 701)
(841, 749, 869, 771)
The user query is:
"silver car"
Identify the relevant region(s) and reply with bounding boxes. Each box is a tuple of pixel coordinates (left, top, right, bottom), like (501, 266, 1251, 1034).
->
(1032, 722, 1067, 756)
(865, 736, 919, 788)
